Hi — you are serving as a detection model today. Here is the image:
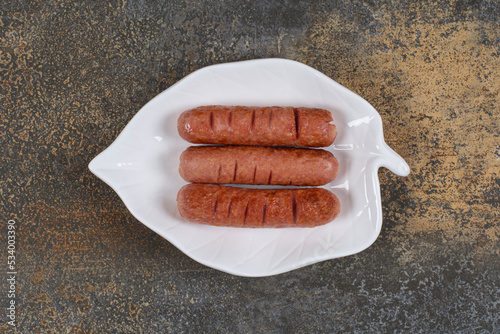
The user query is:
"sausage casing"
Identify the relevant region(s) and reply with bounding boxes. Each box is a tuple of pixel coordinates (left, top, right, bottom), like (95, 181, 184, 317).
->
(179, 146, 338, 186)
(177, 105, 337, 147)
(177, 184, 341, 228)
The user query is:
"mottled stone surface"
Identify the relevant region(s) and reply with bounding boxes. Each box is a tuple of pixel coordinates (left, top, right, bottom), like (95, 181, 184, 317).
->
(1, 0, 498, 332)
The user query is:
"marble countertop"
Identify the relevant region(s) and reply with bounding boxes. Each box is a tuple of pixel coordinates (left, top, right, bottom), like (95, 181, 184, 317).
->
(1, 0, 498, 332)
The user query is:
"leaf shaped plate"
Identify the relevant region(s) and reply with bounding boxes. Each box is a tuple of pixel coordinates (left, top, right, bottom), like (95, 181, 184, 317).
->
(89, 58, 410, 277)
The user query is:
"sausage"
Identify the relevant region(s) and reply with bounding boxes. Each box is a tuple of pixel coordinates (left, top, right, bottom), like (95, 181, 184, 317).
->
(176, 184, 341, 228)
(177, 105, 337, 147)
(179, 146, 339, 186)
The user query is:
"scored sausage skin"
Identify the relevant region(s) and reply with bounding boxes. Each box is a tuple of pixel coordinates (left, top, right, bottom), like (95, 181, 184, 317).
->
(179, 146, 339, 186)
(177, 105, 337, 147)
(177, 184, 341, 228)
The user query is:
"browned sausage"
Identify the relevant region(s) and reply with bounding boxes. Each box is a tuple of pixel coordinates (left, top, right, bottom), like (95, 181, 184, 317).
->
(179, 146, 339, 186)
(177, 184, 341, 228)
(177, 105, 336, 147)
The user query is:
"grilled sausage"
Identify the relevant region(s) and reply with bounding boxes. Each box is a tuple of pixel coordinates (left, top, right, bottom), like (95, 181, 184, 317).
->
(177, 105, 336, 147)
(177, 184, 341, 228)
(179, 146, 338, 186)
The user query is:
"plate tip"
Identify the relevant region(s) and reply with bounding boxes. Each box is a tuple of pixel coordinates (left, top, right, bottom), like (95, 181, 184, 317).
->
(391, 155, 410, 177)
(399, 161, 411, 177)
(88, 154, 106, 179)
(383, 158, 410, 177)
(88, 157, 98, 174)
(380, 143, 411, 177)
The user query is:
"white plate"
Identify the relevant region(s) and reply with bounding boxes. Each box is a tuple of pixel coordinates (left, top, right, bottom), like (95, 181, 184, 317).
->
(89, 58, 410, 277)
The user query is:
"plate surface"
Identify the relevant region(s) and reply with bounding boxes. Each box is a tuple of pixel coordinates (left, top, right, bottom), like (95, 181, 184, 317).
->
(89, 58, 410, 277)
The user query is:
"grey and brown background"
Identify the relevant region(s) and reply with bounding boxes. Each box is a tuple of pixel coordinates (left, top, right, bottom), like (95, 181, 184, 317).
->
(1, 0, 498, 332)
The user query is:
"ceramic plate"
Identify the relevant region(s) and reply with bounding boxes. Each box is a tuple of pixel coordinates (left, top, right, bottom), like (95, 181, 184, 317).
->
(89, 58, 410, 277)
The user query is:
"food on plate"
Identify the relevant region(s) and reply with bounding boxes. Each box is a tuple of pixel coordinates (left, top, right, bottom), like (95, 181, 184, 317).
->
(177, 105, 336, 147)
(176, 105, 341, 228)
(177, 184, 341, 228)
(179, 145, 338, 186)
